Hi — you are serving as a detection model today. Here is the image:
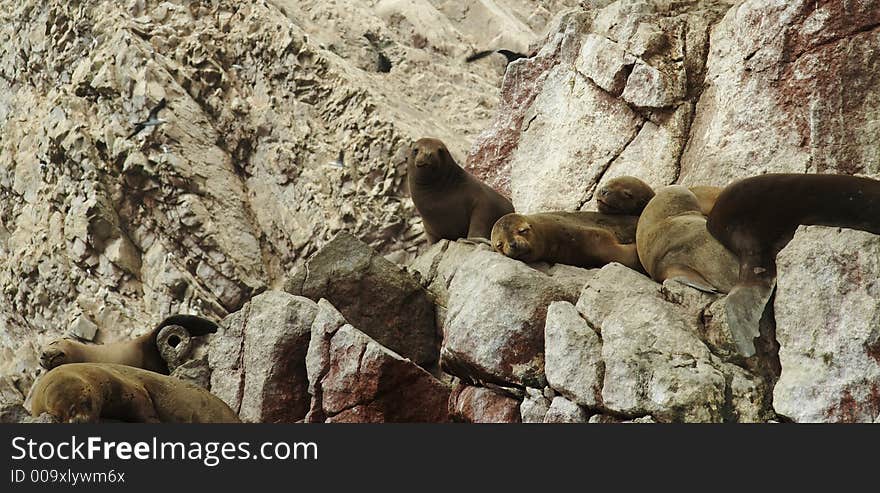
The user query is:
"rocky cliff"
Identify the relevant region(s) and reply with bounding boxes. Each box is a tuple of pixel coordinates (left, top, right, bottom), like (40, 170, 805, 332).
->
(2, 0, 879, 423)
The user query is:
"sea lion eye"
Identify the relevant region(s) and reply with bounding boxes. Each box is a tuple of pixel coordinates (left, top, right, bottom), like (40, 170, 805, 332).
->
(623, 190, 633, 199)
(517, 227, 529, 234)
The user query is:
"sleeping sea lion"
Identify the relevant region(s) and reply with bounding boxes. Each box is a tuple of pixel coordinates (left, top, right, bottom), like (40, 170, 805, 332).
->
(408, 138, 514, 242)
(39, 314, 218, 374)
(707, 173, 880, 356)
(29, 363, 239, 423)
(492, 212, 643, 271)
(598, 176, 721, 216)
(636, 185, 739, 292)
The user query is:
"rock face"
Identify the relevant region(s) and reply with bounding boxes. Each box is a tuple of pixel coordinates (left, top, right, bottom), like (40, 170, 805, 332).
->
(4, 0, 880, 424)
(209, 291, 316, 423)
(306, 300, 450, 423)
(286, 232, 439, 368)
(441, 250, 574, 388)
(773, 227, 880, 423)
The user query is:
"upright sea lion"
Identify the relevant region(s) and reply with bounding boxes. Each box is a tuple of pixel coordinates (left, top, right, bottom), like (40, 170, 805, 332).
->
(707, 173, 880, 356)
(30, 363, 240, 423)
(492, 213, 643, 271)
(408, 138, 514, 242)
(598, 176, 721, 216)
(39, 314, 219, 374)
(636, 185, 739, 292)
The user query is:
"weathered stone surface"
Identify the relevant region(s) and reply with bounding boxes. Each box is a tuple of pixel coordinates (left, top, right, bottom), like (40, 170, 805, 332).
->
(680, 0, 880, 185)
(544, 301, 603, 408)
(449, 383, 522, 423)
(442, 250, 574, 388)
(287, 232, 438, 368)
(543, 396, 589, 423)
(774, 227, 880, 423)
(520, 387, 551, 423)
(68, 314, 98, 341)
(307, 300, 450, 423)
(0, 376, 28, 423)
(209, 291, 316, 423)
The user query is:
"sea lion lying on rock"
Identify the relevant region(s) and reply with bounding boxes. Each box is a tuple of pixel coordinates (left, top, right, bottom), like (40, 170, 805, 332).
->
(598, 176, 721, 216)
(492, 212, 643, 271)
(707, 173, 880, 357)
(636, 185, 739, 293)
(30, 363, 239, 423)
(408, 138, 514, 242)
(40, 314, 219, 374)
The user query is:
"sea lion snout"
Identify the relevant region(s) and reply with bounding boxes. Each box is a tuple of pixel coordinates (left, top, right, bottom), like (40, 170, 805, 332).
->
(40, 343, 67, 370)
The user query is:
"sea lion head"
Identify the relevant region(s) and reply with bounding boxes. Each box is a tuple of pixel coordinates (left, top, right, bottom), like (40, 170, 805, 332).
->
(39, 339, 83, 370)
(491, 213, 539, 262)
(31, 367, 100, 423)
(408, 138, 459, 184)
(597, 176, 655, 215)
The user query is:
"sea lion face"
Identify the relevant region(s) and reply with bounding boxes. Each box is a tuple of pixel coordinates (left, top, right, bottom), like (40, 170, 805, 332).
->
(597, 177, 655, 215)
(491, 214, 537, 262)
(40, 340, 79, 370)
(408, 138, 454, 181)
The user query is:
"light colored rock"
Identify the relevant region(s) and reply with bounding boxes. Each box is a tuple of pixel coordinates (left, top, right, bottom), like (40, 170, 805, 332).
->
(449, 383, 521, 423)
(0, 376, 28, 423)
(544, 301, 603, 407)
(680, 0, 880, 185)
(543, 396, 589, 423)
(576, 34, 635, 96)
(209, 291, 316, 423)
(287, 232, 438, 368)
(576, 262, 661, 329)
(68, 314, 98, 341)
(520, 387, 551, 423)
(306, 299, 450, 423)
(773, 227, 880, 423)
(442, 250, 573, 388)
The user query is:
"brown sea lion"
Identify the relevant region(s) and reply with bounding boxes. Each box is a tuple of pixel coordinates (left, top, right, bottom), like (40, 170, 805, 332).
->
(598, 176, 721, 216)
(29, 363, 240, 423)
(597, 176, 656, 215)
(707, 173, 880, 356)
(39, 314, 218, 374)
(636, 185, 739, 293)
(408, 138, 514, 242)
(492, 213, 643, 271)
(542, 211, 639, 244)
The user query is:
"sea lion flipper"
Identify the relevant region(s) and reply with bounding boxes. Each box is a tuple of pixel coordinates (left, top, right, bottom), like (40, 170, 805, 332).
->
(724, 281, 776, 357)
(663, 265, 719, 293)
(669, 276, 720, 294)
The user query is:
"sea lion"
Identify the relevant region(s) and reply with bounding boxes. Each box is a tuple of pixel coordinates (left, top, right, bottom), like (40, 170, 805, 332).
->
(408, 138, 514, 242)
(40, 314, 218, 374)
(491, 212, 643, 271)
(29, 363, 240, 423)
(597, 176, 656, 215)
(707, 173, 880, 356)
(598, 176, 721, 216)
(636, 185, 739, 292)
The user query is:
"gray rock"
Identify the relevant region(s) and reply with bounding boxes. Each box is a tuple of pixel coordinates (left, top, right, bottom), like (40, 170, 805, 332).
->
(306, 300, 450, 423)
(773, 227, 880, 423)
(544, 301, 603, 407)
(442, 250, 573, 388)
(287, 232, 438, 368)
(209, 291, 317, 423)
(69, 314, 98, 341)
(543, 396, 589, 423)
(520, 387, 551, 423)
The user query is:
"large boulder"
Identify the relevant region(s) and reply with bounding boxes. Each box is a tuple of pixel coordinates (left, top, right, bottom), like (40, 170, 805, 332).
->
(208, 291, 316, 423)
(773, 227, 880, 422)
(441, 250, 576, 388)
(544, 301, 603, 408)
(306, 300, 450, 423)
(287, 232, 439, 368)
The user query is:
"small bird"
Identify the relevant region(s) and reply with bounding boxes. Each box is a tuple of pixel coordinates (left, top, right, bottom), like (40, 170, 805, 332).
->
(465, 49, 527, 65)
(127, 98, 168, 139)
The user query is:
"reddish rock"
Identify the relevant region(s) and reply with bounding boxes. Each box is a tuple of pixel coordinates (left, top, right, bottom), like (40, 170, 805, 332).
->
(449, 383, 522, 423)
(307, 300, 450, 423)
(286, 232, 439, 368)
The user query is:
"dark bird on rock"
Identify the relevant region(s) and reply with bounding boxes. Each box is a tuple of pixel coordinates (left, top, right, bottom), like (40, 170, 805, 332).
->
(127, 98, 168, 139)
(465, 49, 527, 65)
